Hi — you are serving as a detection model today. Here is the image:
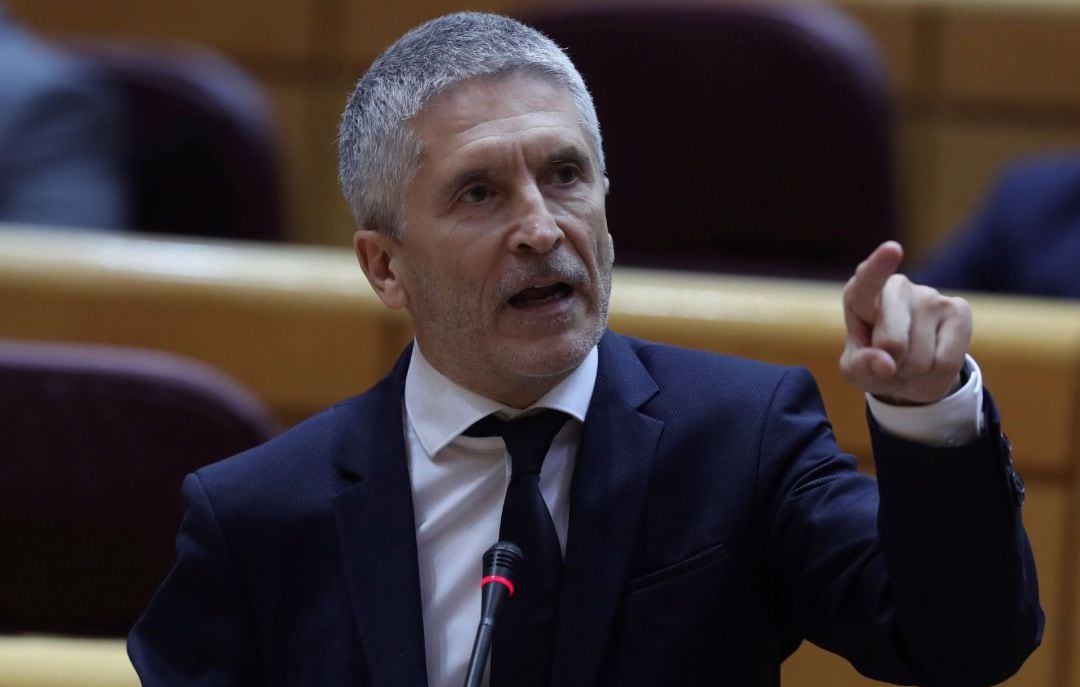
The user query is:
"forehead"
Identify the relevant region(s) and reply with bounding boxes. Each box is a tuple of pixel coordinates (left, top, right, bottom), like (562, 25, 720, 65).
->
(408, 75, 590, 169)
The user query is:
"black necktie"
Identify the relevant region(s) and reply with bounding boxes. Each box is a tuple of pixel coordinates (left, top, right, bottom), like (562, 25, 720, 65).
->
(464, 409, 569, 687)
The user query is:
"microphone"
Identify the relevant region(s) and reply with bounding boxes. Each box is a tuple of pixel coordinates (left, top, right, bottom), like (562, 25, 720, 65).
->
(462, 541, 524, 687)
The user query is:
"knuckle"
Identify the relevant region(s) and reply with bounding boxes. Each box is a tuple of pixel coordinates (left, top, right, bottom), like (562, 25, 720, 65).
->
(911, 283, 938, 306)
(885, 273, 910, 292)
(951, 296, 973, 318)
(933, 295, 972, 324)
(842, 276, 858, 299)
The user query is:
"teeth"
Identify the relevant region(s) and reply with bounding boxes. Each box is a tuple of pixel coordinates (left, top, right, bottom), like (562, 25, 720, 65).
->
(509, 284, 567, 307)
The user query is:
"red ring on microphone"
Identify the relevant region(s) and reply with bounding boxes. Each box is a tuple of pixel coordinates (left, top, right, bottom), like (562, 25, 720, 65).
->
(480, 575, 515, 596)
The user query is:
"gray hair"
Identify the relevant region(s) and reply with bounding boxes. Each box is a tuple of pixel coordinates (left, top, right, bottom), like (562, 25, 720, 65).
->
(338, 12, 604, 239)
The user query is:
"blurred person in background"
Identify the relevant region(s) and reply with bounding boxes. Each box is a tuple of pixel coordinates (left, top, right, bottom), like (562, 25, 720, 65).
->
(0, 7, 130, 230)
(914, 153, 1080, 298)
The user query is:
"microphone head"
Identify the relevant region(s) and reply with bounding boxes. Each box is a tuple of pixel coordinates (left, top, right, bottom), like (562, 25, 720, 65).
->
(483, 541, 524, 579)
(488, 542, 524, 578)
(480, 541, 524, 610)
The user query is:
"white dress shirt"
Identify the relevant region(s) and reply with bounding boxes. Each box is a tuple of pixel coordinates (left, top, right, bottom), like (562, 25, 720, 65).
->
(401, 343, 983, 687)
(404, 344, 596, 687)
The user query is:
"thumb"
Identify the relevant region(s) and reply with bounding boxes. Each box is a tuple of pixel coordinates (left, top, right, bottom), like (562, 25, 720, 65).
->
(841, 344, 898, 389)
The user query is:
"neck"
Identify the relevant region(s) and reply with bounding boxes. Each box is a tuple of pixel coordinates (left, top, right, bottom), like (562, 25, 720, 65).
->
(416, 346, 576, 409)
(452, 370, 571, 410)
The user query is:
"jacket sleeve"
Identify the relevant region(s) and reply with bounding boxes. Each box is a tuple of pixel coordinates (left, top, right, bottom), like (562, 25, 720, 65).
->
(127, 473, 264, 686)
(759, 367, 1042, 687)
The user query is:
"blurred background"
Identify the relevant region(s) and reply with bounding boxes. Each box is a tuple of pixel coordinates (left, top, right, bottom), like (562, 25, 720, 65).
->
(2, 1, 1079, 686)
(6, 0, 1080, 262)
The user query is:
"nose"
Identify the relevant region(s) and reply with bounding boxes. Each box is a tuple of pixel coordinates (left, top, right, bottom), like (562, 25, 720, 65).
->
(508, 184, 563, 255)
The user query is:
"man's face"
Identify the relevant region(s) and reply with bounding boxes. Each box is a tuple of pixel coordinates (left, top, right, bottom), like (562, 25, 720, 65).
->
(359, 74, 613, 407)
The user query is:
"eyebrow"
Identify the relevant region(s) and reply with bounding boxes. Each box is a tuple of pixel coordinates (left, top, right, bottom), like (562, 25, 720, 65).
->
(435, 144, 596, 202)
(548, 145, 593, 174)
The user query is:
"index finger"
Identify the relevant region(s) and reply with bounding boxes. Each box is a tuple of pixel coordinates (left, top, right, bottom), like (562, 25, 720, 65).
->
(844, 240, 904, 320)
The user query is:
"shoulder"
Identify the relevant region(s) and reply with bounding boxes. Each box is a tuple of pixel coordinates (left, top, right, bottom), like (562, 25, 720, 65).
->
(608, 332, 815, 416)
(613, 332, 796, 382)
(989, 154, 1080, 225)
(0, 22, 103, 107)
(191, 393, 376, 514)
(997, 154, 1080, 192)
(189, 344, 410, 519)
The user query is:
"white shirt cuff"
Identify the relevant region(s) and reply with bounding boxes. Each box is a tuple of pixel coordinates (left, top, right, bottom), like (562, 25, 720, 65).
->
(866, 355, 984, 447)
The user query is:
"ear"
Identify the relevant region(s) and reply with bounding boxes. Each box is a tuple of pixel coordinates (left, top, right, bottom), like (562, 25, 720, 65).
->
(354, 229, 409, 310)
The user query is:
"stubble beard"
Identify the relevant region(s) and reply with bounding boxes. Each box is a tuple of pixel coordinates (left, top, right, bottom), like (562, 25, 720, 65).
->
(411, 248, 612, 402)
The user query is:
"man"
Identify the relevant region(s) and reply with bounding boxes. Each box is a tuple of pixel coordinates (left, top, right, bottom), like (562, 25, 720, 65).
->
(129, 12, 1042, 687)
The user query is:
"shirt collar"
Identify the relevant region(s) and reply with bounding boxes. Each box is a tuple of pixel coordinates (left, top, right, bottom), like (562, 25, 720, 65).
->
(404, 343, 599, 456)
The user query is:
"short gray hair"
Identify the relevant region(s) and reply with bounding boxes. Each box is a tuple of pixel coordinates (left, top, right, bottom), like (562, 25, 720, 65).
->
(338, 12, 604, 238)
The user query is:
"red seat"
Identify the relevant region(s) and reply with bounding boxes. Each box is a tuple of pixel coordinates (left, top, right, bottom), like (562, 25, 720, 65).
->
(71, 42, 286, 241)
(0, 340, 278, 636)
(524, 2, 895, 278)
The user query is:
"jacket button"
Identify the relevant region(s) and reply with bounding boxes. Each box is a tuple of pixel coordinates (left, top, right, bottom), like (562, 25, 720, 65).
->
(1010, 470, 1026, 506)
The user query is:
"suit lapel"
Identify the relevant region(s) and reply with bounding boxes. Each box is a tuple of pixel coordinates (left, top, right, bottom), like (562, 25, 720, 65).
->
(332, 347, 429, 687)
(551, 332, 663, 686)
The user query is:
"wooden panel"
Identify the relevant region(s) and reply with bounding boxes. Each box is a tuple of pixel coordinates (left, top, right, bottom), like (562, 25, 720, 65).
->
(894, 114, 941, 262)
(783, 643, 885, 687)
(4, 0, 323, 63)
(262, 78, 358, 245)
(4, 230, 1079, 473)
(940, 6, 1080, 108)
(0, 636, 137, 687)
(1070, 465, 1080, 687)
(782, 479, 1066, 687)
(1015, 480, 1069, 687)
(0, 229, 409, 425)
(833, 0, 923, 101)
(260, 80, 311, 244)
(339, 0, 537, 66)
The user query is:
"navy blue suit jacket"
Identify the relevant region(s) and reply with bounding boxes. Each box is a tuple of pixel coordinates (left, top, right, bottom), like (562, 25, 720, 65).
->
(129, 331, 1042, 686)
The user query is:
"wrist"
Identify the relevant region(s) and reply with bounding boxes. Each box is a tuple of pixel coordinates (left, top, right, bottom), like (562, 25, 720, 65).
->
(873, 359, 971, 407)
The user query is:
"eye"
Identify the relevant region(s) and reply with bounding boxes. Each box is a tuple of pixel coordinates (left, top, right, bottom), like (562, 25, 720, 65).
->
(549, 163, 580, 185)
(459, 184, 493, 204)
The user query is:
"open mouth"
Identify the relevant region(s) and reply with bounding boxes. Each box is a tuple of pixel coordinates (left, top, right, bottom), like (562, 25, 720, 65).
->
(508, 282, 573, 308)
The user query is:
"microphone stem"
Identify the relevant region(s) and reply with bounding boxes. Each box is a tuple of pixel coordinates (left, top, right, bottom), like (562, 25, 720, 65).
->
(462, 618, 496, 687)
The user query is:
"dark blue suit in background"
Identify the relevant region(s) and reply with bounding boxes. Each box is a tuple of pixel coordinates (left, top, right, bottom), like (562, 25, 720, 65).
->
(0, 10, 130, 230)
(129, 332, 1042, 686)
(914, 154, 1080, 298)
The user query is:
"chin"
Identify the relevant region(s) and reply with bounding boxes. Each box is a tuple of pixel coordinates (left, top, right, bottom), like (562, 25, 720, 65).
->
(509, 328, 600, 379)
